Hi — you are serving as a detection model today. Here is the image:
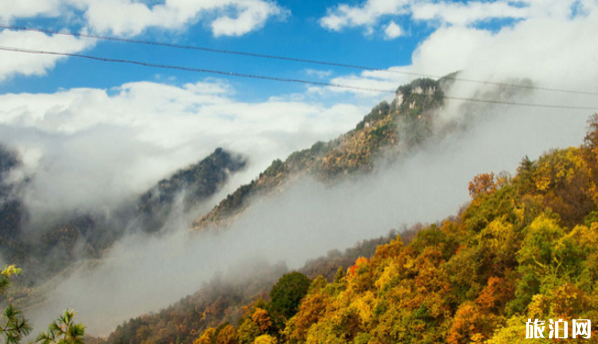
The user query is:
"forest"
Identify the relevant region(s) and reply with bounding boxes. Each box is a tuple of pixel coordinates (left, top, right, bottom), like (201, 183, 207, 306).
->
(176, 115, 598, 343)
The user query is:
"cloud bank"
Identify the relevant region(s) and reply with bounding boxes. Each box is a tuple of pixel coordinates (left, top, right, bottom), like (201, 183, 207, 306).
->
(0, 80, 366, 220)
(315, 2, 598, 100)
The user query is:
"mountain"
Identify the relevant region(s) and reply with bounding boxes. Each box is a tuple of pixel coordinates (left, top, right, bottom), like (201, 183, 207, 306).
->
(0, 145, 25, 264)
(92, 72, 598, 344)
(88, 77, 450, 344)
(100, 118, 598, 344)
(193, 77, 446, 231)
(136, 147, 247, 233)
(123, 116, 598, 344)
(0, 148, 247, 284)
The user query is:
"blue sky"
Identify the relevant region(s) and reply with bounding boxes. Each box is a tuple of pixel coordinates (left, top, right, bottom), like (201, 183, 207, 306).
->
(0, 0, 597, 215)
(0, 0, 435, 101)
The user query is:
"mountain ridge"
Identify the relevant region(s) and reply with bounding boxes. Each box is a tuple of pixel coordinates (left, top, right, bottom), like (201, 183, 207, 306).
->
(192, 77, 446, 231)
(0, 147, 247, 286)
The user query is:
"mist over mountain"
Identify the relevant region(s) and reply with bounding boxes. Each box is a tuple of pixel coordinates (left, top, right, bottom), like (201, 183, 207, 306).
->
(84, 101, 598, 344)
(193, 77, 447, 231)
(178, 119, 598, 344)
(135, 147, 247, 234)
(0, 147, 247, 285)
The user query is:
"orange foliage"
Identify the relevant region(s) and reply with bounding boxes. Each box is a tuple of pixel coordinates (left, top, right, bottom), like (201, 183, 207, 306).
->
(251, 308, 272, 332)
(193, 328, 216, 344)
(447, 302, 486, 344)
(348, 257, 369, 277)
(468, 172, 496, 199)
(287, 292, 329, 342)
(475, 277, 514, 313)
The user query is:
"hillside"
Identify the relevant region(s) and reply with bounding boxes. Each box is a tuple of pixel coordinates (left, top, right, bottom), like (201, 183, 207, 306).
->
(97, 228, 420, 344)
(193, 78, 446, 231)
(178, 116, 598, 344)
(0, 145, 24, 264)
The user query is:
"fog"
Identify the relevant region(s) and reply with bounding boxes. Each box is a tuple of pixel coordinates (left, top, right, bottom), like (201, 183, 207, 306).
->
(0, 85, 367, 224)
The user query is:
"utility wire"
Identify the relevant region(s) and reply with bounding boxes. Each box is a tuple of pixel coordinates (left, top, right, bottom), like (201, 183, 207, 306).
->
(0, 46, 391, 93)
(0, 45, 596, 111)
(2, 24, 598, 97)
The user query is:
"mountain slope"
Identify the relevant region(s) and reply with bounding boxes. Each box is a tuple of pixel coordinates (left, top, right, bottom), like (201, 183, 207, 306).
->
(0, 145, 25, 264)
(95, 229, 418, 344)
(193, 78, 445, 231)
(101, 115, 598, 344)
(136, 147, 246, 233)
(184, 116, 598, 344)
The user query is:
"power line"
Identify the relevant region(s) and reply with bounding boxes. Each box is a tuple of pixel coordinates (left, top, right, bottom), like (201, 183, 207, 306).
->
(0, 46, 391, 93)
(2, 24, 597, 97)
(0, 45, 596, 111)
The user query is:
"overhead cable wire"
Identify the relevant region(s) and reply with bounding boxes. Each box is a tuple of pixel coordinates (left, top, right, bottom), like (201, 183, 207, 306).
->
(0, 45, 596, 111)
(1, 24, 598, 97)
(0, 45, 391, 93)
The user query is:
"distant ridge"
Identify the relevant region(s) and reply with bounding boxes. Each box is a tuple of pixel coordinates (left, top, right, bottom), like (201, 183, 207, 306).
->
(0, 147, 246, 285)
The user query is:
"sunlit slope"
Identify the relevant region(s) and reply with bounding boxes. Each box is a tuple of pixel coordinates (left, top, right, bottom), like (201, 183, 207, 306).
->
(193, 78, 446, 231)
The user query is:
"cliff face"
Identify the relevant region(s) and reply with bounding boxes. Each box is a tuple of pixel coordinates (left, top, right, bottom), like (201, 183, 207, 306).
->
(192, 78, 445, 231)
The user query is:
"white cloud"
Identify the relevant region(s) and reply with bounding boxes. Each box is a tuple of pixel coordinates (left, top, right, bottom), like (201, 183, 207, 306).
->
(305, 69, 333, 79)
(320, 0, 409, 31)
(319, 0, 593, 37)
(309, 70, 403, 98)
(0, 0, 287, 37)
(211, 0, 287, 37)
(384, 20, 402, 39)
(410, 1, 530, 26)
(314, 2, 598, 101)
(0, 0, 64, 21)
(0, 79, 366, 217)
(0, 30, 95, 81)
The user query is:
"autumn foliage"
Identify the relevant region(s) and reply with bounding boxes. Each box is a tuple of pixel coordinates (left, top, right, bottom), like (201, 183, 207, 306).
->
(184, 116, 598, 344)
